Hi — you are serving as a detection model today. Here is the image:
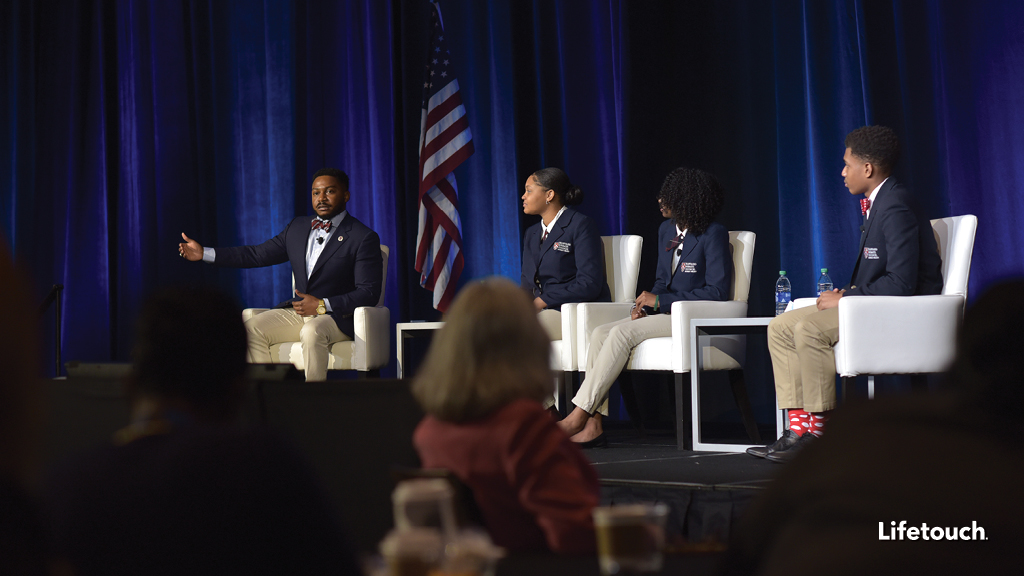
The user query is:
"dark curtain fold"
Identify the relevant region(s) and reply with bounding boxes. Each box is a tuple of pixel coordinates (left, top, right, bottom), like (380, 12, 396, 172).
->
(3, 0, 1023, 375)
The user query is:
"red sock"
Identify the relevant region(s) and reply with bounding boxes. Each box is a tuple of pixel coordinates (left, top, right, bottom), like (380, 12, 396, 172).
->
(787, 409, 810, 435)
(807, 412, 828, 437)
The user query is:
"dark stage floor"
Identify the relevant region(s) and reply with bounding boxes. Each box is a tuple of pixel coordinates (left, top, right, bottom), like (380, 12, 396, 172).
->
(580, 427, 782, 547)
(587, 429, 780, 490)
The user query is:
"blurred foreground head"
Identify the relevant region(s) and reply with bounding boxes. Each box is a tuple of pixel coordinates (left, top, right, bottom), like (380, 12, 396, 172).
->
(0, 239, 42, 486)
(131, 285, 248, 422)
(948, 278, 1024, 426)
(413, 277, 553, 422)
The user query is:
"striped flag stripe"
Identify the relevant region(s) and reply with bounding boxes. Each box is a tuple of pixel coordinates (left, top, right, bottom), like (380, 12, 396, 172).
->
(419, 129, 473, 190)
(422, 107, 469, 155)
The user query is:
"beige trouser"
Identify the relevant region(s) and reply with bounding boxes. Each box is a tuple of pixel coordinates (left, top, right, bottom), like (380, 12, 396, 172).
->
(537, 309, 561, 409)
(244, 309, 351, 381)
(573, 314, 672, 416)
(537, 309, 562, 341)
(767, 305, 840, 412)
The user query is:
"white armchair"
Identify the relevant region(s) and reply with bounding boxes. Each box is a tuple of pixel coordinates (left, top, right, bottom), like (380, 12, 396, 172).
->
(552, 235, 643, 410)
(242, 245, 391, 377)
(576, 231, 756, 448)
(790, 215, 977, 398)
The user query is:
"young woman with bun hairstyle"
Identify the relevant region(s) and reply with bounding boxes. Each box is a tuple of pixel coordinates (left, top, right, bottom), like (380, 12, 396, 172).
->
(520, 167, 610, 341)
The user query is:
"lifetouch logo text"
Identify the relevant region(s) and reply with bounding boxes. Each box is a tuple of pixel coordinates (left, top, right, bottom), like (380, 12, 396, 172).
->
(879, 521, 987, 541)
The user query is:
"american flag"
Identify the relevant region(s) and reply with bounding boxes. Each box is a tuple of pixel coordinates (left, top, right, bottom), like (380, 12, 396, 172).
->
(415, 1, 474, 312)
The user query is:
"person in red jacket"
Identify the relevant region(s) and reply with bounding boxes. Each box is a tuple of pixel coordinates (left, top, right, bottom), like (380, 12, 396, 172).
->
(411, 278, 600, 554)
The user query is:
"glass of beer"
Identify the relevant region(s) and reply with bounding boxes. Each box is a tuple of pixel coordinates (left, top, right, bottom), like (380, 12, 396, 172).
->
(592, 503, 669, 575)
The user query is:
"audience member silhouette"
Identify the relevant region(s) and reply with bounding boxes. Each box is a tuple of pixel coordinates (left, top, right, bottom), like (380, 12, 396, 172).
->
(0, 240, 50, 575)
(45, 285, 361, 575)
(411, 278, 601, 554)
(720, 279, 1024, 575)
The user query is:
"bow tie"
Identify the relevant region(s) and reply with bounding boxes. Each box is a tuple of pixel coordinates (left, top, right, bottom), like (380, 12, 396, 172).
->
(311, 218, 332, 232)
(665, 233, 684, 252)
(860, 198, 871, 216)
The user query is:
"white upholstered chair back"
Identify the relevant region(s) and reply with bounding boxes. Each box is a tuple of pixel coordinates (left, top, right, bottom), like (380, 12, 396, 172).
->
(602, 235, 643, 302)
(931, 215, 977, 297)
(555, 235, 643, 375)
(729, 231, 756, 302)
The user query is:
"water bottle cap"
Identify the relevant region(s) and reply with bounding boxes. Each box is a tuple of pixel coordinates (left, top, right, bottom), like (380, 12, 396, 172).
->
(821, 268, 828, 273)
(779, 270, 786, 275)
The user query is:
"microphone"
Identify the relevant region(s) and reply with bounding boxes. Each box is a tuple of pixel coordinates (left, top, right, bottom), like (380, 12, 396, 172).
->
(317, 237, 324, 245)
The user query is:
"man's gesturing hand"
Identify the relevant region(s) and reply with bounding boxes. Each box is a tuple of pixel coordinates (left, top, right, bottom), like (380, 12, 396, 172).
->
(178, 233, 204, 262)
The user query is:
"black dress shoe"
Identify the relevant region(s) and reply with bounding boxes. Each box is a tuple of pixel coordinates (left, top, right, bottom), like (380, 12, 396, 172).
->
(577, 433, 608, 449)
(766, 432, 817, 463)
(746, 429, 801, 459)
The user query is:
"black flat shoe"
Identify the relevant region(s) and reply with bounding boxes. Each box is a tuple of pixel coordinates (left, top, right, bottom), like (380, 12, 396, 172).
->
(746, 429, 801, 459)
(576, 433, 608, 449)
(766, 432, 817, 463)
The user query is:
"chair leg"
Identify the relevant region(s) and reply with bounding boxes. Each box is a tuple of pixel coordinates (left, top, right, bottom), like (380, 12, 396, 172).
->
(674, 372, 691, 450)
(618, 372, 645, 436)
(841, 376, 856, 403)
(728, 370, 761, 444)
(558, 371, 576, 417)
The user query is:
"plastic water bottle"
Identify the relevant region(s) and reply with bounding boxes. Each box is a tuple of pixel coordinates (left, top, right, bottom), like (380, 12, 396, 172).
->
(817, 268, 833, 296)
(775, 271, 791, 316)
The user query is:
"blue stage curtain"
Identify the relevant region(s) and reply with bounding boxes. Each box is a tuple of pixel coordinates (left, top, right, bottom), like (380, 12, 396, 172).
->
(3, 0, 1024, 374)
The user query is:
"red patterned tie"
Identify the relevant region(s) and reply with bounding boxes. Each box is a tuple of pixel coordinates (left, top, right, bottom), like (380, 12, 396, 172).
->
(311, 218, 332, 232)
(665, 233, 684, 252)
(860, 198, 871, 216)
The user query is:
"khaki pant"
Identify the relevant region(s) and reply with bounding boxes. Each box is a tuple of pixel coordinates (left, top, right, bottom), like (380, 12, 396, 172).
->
(537, 309, 561, 410)
(572, 314, 672, 416)
(767, 305, 840, 412)
(537, 309, 562, 341)
(244, 309, 351, 381)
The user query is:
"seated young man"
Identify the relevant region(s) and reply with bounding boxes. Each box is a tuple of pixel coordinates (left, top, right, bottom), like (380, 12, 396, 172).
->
(748, 125, 942, 463)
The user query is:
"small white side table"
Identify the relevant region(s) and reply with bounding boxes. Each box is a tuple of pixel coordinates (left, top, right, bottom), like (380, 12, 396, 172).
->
(689, 317, 785, 453)
(396, 322, 445, 379)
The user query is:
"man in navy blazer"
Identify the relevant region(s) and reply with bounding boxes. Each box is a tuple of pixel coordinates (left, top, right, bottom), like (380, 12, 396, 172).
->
(520, 207, 611, 310)
(178, 168, 383, 381)
(750, 126, 942, 462)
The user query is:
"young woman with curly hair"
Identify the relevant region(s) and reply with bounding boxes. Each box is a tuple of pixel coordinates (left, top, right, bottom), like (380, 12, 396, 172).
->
(558, 167, 733, 445)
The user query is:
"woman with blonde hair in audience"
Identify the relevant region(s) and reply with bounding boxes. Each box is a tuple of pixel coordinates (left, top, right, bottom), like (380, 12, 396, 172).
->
(412, 277, 600, 554)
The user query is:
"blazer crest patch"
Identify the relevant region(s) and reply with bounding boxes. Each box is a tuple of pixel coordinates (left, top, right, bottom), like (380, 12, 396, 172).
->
(553, 242, 572, 253)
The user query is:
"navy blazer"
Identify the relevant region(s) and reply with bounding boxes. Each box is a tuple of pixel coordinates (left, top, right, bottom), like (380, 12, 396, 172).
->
(520, 208, 611, 309)
(214, 214, 383, 337)
(650, 220, 732, 310)
(845, 179, 942, 296)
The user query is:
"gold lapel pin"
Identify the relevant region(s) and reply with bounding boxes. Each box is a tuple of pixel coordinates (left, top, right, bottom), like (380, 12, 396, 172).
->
(337, 236, 344, 242)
